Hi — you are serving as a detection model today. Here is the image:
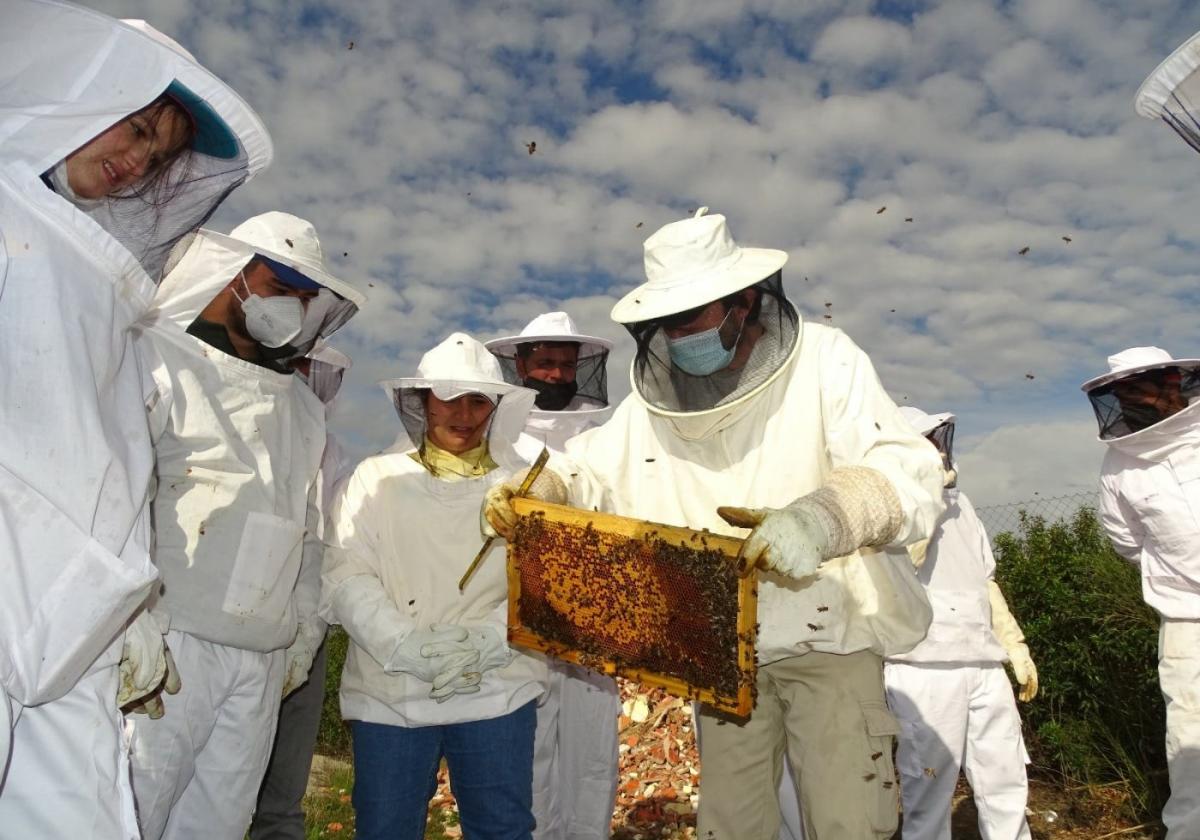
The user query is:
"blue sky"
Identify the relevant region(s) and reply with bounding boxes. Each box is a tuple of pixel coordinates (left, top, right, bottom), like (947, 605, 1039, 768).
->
(83, 0, 1200, 507)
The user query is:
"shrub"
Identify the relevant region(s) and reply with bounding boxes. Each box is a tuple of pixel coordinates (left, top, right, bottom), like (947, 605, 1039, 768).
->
(317, 626, 352, 758)
(993, 506, 1166, 819)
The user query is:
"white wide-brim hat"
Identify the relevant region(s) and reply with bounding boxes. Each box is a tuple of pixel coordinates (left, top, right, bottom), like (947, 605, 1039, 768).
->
(384, 332, 529, 402)
(611, 207, 789, 324)
(1136, 29, 1200, 120)
(1080, 346, 1200, 392)
(486, 310, 612, 359)
(898, 406, 955, 437)
(204, 211, 365, 306)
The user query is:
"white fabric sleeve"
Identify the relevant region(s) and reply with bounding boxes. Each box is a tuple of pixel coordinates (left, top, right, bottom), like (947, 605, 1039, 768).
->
(1098, 475, 1143, 564)
(0, 463, 157, 705)
(819, 330, 946, 549)
(292, 482, 327, 653)
(319, 468, 414, 670)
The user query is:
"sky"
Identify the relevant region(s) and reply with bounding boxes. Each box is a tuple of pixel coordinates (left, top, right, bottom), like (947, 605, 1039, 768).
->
(82, 0, 1200, 509)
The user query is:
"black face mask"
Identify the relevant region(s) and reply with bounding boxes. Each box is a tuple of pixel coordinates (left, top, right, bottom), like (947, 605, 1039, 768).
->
(524, 378, 578, 411)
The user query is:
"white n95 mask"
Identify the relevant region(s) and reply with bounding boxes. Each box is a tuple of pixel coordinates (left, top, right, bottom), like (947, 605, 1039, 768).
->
(235, 274, 304, 348)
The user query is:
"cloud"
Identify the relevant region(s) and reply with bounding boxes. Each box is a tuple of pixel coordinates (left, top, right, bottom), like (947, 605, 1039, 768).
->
(76, 0, 1200, 506)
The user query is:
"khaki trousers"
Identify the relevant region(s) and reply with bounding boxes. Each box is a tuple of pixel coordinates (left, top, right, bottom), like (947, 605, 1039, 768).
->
(697, 649, 900, 840)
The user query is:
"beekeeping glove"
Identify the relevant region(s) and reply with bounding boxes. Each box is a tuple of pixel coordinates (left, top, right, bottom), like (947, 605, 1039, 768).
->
(989, 580, 1038, 701)
(386, 623, 479, 683)
(125, 647, 181, 720)
(281, 623, 325, 700)
(718, 466, 904, 579)
(118, 611, 169, 708)
(481, 467, 569, 540)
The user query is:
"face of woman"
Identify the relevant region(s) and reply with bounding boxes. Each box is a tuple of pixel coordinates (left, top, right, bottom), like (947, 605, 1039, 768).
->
(425, 392, 496, 454)
(64, 101, 192, 199)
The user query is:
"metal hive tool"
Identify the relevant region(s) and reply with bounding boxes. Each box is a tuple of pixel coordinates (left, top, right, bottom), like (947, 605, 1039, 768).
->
(507, 498, 758, 717)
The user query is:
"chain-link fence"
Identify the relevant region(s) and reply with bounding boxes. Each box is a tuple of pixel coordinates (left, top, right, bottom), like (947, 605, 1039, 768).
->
(975, 490, 1100, 544)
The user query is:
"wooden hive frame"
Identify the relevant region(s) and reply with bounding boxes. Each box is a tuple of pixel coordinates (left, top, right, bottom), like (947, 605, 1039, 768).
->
(507, 497, 758, 717)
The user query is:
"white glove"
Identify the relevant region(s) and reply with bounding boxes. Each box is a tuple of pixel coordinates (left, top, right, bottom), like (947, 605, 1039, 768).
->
(482, 467, 568, 540)
(427, 625, 512, 703)
(118, 611, 169, 708)
(281, 627, 324, 700)
(988, 580, 1038, 702)
(387, 623, 479, 682)
(125, 647, 181, 720)
(718, 504, 830, 579)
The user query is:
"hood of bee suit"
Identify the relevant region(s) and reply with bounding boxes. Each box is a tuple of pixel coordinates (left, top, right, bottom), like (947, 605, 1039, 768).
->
(142, 212, 366, 366)
(381, 332, 537, 473)
(0, 0, 272, 283)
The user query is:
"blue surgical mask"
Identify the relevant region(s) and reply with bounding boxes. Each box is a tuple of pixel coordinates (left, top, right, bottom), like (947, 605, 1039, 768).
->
(667, 308, 742, 376)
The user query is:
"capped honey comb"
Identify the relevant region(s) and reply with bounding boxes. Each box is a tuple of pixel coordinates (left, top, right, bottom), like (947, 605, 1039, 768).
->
(507, 498, 757, 717)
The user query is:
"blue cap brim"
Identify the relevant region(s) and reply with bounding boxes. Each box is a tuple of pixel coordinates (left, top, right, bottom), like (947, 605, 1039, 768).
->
(259, 255, 325, 291)
(165, 80, 240, 160)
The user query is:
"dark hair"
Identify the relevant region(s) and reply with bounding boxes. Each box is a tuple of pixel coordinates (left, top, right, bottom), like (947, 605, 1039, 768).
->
(626, 270, 795, 380)
(515, 340, 581, 360)
(112, 94, 199, 208)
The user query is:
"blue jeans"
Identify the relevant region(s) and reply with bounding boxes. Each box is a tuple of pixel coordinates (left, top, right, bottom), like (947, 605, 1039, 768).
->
(350, 701, 537, 840)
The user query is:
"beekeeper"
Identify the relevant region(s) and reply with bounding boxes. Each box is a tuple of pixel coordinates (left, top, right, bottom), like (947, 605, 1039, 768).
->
(885, 406, 1036, 840)
(487, 313, 619, 840)
(321, 333, 548, 840)
(0, 3, 270, 837)
(1084, 346, 1200, 837)
(487, 208, 944, 839)
(252, 342, 355, 840)
(128, 212, 364, 840)
(1135, 29, 1200, 156)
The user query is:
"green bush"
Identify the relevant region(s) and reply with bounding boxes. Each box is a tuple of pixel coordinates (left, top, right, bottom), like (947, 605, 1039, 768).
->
(993, 506, 1166, 819)
(317, 626, 352, 758)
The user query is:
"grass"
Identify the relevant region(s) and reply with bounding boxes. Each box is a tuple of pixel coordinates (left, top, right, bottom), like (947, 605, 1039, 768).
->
(303, 760, 462, 840)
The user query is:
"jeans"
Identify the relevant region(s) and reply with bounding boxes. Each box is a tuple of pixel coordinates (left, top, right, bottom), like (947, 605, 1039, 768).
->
(350, 701, 537, 840)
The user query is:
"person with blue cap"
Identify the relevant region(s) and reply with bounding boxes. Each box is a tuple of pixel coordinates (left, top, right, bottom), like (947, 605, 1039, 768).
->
(0, 3, 272, 837)
(126, 212, 365, 840)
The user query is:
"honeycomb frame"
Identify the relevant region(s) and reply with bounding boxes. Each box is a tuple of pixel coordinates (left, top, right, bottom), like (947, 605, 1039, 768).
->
(507, 498, 758, 717)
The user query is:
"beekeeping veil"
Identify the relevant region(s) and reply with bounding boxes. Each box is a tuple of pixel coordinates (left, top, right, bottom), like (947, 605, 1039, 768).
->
(1081, 346, 1200, 440)
(381, 333, 536, 472)
(485, 310, 611, 419)
(611, 208, 797, 419)
(149, 211, 365, 365)
(0, 2, 272, 281)
(899, 405, 956, 470)
(1136, 29, 1200, 155)
(305, 342, 352, 406)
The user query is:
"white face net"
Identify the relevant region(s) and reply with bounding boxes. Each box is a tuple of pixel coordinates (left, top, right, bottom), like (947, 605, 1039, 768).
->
(43, 89, 256, 281)
(1087, 366, 1200, 439)
(493, 344, 609, 412)
(624, 274, 799, 414)
(926, 421, 955, 468)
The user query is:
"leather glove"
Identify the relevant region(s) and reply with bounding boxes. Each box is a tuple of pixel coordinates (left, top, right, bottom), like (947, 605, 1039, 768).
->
(482, 467, 568, 540)
(281, 626, 324, 700)
(125, 647, 181, 720)
(988, 579, 1038, 701)
(386, 623, 479, 682)
(429, 661, 484, 703)
(118, 611, 168, 708)
(718, 504, 831, 579)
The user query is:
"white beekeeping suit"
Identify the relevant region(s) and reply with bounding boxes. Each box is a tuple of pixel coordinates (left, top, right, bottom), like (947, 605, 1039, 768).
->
(129, 212, 364, 840)
(487, 312, 619, 840)
(485, 208, 944, 839)
(884, 406, 1034, 840)
(1084, 347, 1200, 837)
(0, 3, 270, 837)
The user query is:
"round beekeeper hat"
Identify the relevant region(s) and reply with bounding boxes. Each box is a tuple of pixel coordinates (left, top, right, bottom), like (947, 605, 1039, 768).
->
(1080, 346, 1200, 393)
(485, 311, 612, 359)
(1135, 29, 1200, 154)
(384, 332, 530, 403)
(611, 207, 789, 324)
(898, 406, 956, 436)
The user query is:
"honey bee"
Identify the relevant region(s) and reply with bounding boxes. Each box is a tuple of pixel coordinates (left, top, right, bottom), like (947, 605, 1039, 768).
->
(876, 206, 886, 214)
(1018, 246, 1030, 256)
(526, 141, 537, 155)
